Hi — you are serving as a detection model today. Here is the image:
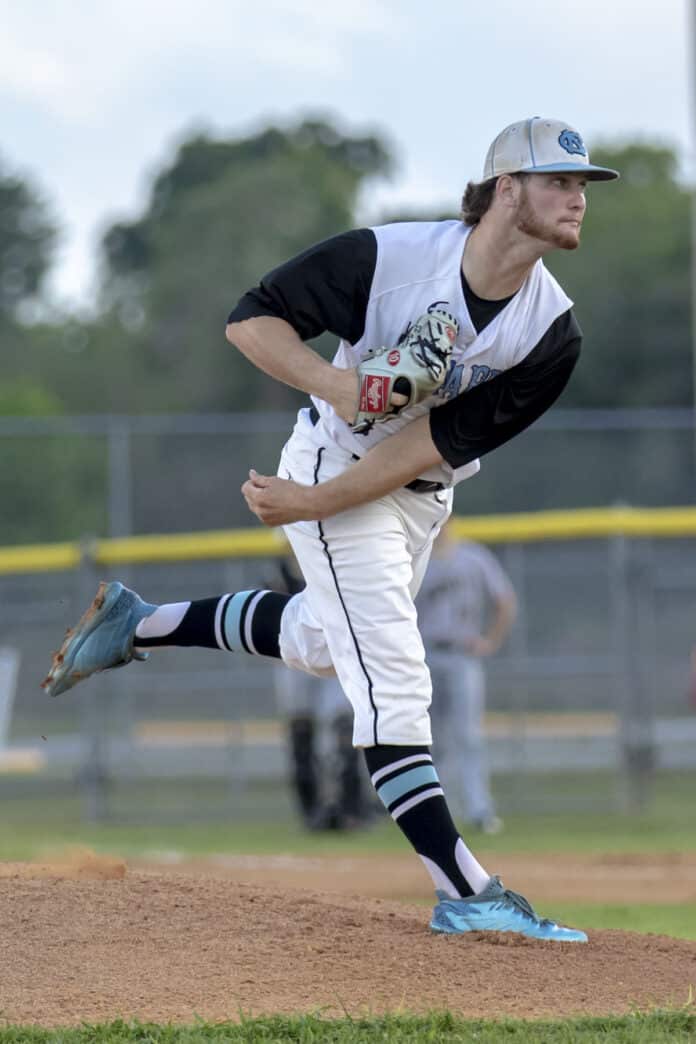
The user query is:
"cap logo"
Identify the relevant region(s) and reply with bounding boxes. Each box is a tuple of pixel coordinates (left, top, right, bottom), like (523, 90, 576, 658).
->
(558, 130, 586, 157)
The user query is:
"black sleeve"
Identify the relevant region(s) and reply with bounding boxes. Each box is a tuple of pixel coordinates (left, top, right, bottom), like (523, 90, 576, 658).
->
(429, 309, 582, 469)
(226, 228, 377, 345)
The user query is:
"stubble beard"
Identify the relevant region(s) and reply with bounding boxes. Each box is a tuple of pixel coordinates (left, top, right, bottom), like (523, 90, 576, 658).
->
(515, 192, 580, 251)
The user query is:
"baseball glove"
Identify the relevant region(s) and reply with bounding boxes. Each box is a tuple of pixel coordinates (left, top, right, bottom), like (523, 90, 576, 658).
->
(351, 308, 459, 434)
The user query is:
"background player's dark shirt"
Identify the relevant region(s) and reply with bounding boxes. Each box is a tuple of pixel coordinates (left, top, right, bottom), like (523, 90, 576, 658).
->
(227, 228, 582, 470)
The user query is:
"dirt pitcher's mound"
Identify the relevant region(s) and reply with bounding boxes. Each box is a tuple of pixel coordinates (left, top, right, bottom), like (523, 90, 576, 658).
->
(1, 870, 695, 1027)
(0, 847, 127, 882)
(133, 850, 696, 904)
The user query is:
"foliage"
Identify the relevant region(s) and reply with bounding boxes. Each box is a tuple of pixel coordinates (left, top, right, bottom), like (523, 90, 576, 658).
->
(104, 121, 389, 279)
(546, 143, 692, 407)
(0, 360, 106, 544)
(0, 434, 105, 545)
(0, 1010, 693, 1042)
(2, 128, 692, 416)
(97, 119, 392, 411)
(0, 122, 694, 539)
(0, 159, 56, 320)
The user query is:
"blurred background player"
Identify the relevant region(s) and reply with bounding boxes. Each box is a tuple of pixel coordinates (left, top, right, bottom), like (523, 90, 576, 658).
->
(417, 523, 517, 833)
(272, 549, 372, 830)
(689, 644, 696, 712)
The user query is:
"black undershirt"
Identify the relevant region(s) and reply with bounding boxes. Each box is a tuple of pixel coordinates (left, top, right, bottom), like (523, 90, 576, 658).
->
(227, 227, 582, 469)
(462, 276, 513, 334)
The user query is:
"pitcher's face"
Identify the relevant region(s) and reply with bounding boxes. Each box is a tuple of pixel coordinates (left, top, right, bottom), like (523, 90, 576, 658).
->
(514, 173, 588, 250)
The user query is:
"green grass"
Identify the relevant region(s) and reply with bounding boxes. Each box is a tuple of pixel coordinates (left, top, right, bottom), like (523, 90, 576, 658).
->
(1, 777, 695, 945)
(0, 771, 694, 862)
(0, 1011, 694, 1043)
(541, 902, 696, 940)
(1, 776, 695, 1041)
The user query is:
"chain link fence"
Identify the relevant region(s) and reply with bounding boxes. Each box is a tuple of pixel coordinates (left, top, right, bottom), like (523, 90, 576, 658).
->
(0, 409, 695, 822)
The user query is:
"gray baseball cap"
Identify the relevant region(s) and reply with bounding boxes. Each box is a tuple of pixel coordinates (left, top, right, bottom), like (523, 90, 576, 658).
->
(483, 117, 619, 182)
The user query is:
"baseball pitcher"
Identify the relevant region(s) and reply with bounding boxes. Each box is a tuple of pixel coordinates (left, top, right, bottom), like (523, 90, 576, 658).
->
(43, 118, 619, 941)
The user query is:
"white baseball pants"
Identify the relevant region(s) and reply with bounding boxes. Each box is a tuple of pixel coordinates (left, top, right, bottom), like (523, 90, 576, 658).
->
(277, 416, 452, 747)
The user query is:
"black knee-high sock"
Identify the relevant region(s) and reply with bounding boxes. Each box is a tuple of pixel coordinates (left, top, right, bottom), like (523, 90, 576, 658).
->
(364, 745, 489, 899)
(135, 591, 290, 657)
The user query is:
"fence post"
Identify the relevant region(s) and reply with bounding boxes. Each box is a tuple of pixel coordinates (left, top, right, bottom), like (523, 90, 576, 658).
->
(499, 542, 530, 811)
(107, 417, 132, 539)
(76, 539, 110, 822)
(611, 534, 656, 812)
(628, 539, 657, 809)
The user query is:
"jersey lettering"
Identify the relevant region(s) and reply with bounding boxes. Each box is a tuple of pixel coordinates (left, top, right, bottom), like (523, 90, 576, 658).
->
(438, 360, 465, 400)
(467, 364, 501, 389)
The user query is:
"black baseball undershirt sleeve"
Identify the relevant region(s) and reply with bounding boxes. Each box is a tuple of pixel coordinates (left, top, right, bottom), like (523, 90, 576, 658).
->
(429, 309, 582, 469)
(227, 228, 377, 345)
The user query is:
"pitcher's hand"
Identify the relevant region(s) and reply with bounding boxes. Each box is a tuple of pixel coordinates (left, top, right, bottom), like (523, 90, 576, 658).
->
(242, 470, 316, 526)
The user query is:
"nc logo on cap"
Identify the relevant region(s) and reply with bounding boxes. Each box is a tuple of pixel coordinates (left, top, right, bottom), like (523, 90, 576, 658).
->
(558, 130, 586, 157)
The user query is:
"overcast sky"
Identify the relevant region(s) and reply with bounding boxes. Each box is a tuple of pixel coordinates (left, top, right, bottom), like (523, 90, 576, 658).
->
(1, 0, 691, 310)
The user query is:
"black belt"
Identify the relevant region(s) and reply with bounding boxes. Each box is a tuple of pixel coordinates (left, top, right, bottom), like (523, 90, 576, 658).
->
(308, 404, 445, 495)
(404, 478, 447, 494)
(431, 641, 457, 652)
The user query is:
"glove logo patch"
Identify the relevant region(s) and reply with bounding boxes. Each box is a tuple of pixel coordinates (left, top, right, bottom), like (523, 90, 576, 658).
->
(360, 374, 390, 414)
(387, 349, 401, 366)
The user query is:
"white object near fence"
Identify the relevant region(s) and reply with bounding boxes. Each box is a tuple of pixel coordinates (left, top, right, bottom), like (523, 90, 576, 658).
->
(0, 647, 20, 749)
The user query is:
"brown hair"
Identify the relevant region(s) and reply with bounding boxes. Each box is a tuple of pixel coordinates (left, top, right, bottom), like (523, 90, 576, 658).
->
(460, 173, 529, 225)
(460, 178, 498, 225)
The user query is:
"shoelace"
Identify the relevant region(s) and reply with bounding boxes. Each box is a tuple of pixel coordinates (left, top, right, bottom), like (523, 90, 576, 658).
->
(502, 886, 553, 926)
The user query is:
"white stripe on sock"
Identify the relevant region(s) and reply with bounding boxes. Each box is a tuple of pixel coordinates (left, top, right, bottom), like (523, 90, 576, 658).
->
(214, 595, 233, 651)
(134, 602, 189, 641)
(390, 785, 443, 820)
(419, 855, 461, 899)
(370, 753, 432, 787)
(243, 590, 267, 655)
(454, 837, 490, 895)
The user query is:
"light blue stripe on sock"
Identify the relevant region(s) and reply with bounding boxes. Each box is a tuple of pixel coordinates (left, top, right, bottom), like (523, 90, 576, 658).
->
(377, 764, 439, 808)
(222, 590, 255, 652)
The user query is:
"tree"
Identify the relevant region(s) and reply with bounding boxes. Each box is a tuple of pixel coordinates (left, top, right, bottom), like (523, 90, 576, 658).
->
(3, 130, 693, 538)
(545, 143, 692, 407)
(98, 119, 392, 411)
(0, 159, 56, 320)
(0, 377, 105, 544)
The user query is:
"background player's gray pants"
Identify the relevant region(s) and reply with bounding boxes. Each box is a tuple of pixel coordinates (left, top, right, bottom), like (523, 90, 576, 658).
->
(428, 651, 495, 823)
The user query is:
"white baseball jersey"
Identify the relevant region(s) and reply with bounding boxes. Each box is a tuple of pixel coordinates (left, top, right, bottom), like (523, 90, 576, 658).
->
(319, 221, 571, 485)
(229, 221, 580, 489)
(228, 221, 581, 747)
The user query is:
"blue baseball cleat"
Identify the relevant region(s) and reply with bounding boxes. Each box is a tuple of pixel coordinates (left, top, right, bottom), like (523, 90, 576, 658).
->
(430, 875, 588, 942)
(42, 581, 157, 698)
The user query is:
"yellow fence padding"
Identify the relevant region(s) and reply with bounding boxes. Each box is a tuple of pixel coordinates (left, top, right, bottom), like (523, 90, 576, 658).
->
(1, 506, 695, 576)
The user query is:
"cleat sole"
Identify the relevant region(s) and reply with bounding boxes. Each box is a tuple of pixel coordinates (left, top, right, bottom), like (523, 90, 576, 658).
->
(42, 581, 125, 697)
